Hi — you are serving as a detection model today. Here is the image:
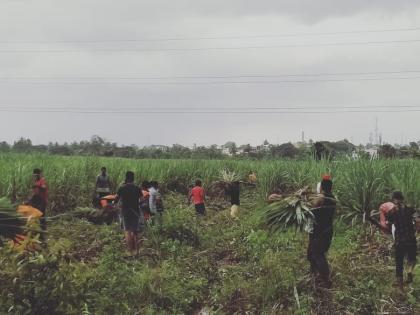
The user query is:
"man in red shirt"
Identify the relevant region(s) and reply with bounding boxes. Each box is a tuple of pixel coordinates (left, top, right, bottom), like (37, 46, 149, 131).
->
(29, 169, 48, 237)
(189, 179, 206, 215)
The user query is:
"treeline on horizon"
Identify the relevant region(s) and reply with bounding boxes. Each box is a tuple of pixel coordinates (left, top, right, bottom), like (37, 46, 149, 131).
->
(1, 136, 420, 160)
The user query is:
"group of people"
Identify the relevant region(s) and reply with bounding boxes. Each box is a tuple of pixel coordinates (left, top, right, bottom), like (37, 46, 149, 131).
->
(27, 168, 418, 287)
(95, 168, 164, 256)
(308, 175, 418, 288)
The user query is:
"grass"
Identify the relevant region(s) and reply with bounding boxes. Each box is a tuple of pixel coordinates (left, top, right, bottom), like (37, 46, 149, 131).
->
(0, 192, 419, 314)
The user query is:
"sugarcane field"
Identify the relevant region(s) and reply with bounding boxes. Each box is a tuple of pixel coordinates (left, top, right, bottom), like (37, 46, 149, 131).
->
(0, 153, 419, 314)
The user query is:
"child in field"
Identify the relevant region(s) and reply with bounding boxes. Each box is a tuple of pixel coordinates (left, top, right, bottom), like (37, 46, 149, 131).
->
(189, 180, 206, 215)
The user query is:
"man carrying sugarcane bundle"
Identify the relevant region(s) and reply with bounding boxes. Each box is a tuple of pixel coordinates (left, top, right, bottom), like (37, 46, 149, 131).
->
(307, 175, 336, 288)
(385, 191, 417, 287)
(227, 181, 240, 218)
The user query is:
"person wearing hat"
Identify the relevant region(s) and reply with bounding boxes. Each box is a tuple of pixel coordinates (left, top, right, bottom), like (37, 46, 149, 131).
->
(386, 191, 417, 287)
(307, 175, 336, 288)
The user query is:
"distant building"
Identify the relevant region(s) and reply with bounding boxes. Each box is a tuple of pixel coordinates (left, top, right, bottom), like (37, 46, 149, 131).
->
(221, 147, 232, 156)
(365, 147, 378, 159)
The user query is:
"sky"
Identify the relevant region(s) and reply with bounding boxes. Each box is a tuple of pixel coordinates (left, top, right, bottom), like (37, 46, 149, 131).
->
(0, 0, 420, 147)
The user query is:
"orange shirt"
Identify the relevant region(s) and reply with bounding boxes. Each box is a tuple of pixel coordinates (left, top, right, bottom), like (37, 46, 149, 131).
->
(190, 186, 205, 205)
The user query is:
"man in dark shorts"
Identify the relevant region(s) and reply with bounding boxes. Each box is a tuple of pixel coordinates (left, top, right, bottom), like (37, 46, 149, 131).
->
(386, 191, 417, 287)
(189, 179, 206, 215)
(308, 175, 336, 288)
(116, 171, 142, 256)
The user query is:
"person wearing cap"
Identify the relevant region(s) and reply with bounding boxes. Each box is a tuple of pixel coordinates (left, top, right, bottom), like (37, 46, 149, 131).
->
(307, 175, 336, 288)
(386, 191, 417, 287)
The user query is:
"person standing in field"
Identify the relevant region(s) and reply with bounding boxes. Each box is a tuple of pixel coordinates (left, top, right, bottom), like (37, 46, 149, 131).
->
(115, 171, 142, 256)
(307, 175, 336, 288)
(149, 181, 164, 224)
(96, 167, 112, 198)
(386, 191, 417, 287)
(228, 181, 240, 218)
(189, 179, 206, 215)
(140, 181, 151, 222)
(29, 168, 48, 239)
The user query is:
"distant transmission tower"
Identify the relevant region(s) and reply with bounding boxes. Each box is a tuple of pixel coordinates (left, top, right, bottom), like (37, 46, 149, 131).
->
(374, 117, 379, 145)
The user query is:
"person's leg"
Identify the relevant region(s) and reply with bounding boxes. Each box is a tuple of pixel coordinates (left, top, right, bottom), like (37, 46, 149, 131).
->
(311, 236, 332, 287)
(124, 231, 131, 252)
(307, 236, 317, 274)
(406, 241, 417, 283)
(132, 232, 138, 254)
(197, 203, 206, 215)
(394, 243, 405, 285)
(39, 202, 47, 242)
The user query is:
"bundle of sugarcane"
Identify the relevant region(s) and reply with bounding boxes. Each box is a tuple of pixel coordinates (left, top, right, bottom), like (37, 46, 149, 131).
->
(263, 186, 314, 232)
(0, 197, 26, 239)
(72, 206, 119, 225)
(207, 169, 241, 198)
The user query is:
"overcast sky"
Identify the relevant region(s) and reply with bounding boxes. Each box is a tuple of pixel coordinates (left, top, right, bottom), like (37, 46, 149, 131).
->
(0, 0, 419, 146)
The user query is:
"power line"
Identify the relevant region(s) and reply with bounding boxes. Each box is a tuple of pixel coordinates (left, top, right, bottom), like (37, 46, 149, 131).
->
(1, 106, 420, 115)
(0, 26, 419, 43)
(0, 76, 419, 85)
(0, 110, 419, 114)
(1, 69, 420, 80)
(0, 105, 419, 111)
(0, 39, 420, 53)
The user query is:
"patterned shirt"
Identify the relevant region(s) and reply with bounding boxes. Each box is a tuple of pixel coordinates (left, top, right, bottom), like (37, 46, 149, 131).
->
(386, 205, 416, 245)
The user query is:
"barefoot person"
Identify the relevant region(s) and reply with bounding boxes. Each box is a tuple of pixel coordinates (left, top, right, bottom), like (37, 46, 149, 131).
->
(116, 171, 142, 256)
(189, 179, 206, 215)
(307, 175, 336, 288)
(386, 191, 417, 287)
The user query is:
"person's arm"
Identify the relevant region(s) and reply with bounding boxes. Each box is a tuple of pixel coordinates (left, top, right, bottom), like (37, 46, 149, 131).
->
(202, 189, 206, 203)
(385, 211, 395, 224)
(310, 195, 323, 212)
(114, 186, 122, 204)
(408, 207, 415, 217)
